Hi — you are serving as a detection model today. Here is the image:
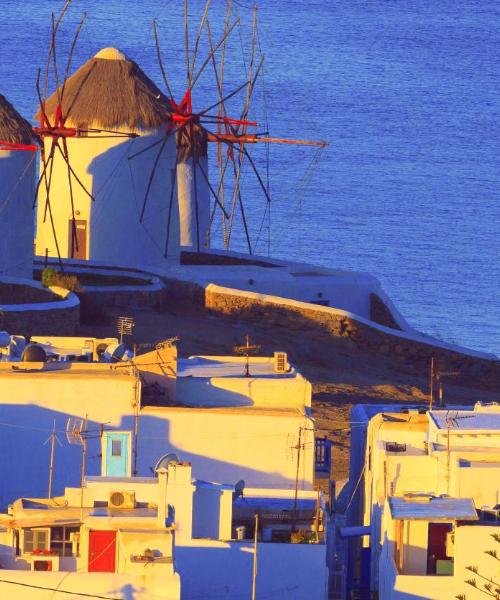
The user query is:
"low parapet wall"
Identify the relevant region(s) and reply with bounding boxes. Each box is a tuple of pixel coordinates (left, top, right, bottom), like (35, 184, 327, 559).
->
(0, 278, 80, 336)
(164, 279, 498, 388)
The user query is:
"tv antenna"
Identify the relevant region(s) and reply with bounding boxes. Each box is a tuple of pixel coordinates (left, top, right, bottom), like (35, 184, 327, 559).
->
(117, 316, 135, 344)
(444, 411, 475, 494)
(43, 419, 62, 499)
(233, 335, 260, 377)
(429, 356, 460, 409)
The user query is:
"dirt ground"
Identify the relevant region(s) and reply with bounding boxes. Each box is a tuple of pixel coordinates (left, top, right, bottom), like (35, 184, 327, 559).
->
(81, 303, 499, 481)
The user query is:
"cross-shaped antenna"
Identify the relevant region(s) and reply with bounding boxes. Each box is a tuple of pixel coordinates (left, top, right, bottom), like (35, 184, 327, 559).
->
(233, 335, 261, 377)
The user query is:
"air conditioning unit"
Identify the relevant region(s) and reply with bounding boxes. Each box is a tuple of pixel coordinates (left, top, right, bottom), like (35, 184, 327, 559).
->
(108, 490, 135, 509)
(274, 352, 288, 373)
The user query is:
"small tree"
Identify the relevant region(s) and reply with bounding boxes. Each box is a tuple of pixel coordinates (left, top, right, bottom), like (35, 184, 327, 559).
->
(456, 533, 500, 600)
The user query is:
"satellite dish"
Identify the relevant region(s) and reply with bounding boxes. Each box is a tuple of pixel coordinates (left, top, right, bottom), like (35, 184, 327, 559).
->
(233, 479, 245, 501)
(21, 344, 47, 362)
(154, 453, 180, 475)
(0, 331, 11, 348)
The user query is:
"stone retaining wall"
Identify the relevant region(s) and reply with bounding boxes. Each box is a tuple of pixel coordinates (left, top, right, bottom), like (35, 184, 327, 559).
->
(164, 280, 499, 389)
(80, 286, 167, 310)
(0, 303, 80, 336)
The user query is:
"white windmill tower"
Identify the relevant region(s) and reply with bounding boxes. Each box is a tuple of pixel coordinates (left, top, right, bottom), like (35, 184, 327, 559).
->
(0, 94, 37, 279)
(34, 10, 179, 269)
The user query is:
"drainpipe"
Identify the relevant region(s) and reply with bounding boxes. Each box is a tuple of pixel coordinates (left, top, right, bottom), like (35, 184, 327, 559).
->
(157, 468, 168, 529)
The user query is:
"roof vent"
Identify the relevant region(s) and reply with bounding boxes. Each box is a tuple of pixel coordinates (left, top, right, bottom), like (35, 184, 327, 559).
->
(386, 442, 407, 453)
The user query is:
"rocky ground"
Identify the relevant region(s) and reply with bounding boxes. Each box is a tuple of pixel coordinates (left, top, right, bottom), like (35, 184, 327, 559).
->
(81, 302, 499, 481)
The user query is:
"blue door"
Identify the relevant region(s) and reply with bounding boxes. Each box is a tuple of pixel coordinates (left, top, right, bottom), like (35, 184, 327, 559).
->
(105, 433, 129, 477)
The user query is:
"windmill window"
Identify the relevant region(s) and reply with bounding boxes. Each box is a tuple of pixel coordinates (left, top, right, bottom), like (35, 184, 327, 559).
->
(112, 440, 122, 457)
(23, 528, 49, 553)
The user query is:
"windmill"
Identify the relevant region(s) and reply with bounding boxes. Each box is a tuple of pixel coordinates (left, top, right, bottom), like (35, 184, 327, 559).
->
(132, 0, 328, 258)
(33, 1, 151, 267)
(0, 94, 38, 278)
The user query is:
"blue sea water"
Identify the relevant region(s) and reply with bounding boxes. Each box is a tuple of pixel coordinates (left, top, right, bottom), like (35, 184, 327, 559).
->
(1, 1, 498, 355)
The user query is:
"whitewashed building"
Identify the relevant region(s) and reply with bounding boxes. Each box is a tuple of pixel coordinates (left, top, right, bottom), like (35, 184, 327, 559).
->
(0, 345, 315, 505)
(351, 403, 500, 600)
(0, 459, 328, 600)
(0, 94, 36, 279)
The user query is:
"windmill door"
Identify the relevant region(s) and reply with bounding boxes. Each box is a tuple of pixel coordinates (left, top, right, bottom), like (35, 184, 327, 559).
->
(88, 530, 116, 572)
(104, 432, 130, 477)
(69, 219, 87, 259)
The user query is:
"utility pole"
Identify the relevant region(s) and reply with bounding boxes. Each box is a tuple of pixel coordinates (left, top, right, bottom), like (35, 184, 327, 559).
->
(429, 355, 435, 410)
(252, 513, 259, 600)
(44, 419, 61, 499)
(292, 427, 303, 531)
(80, 415, 88, 488)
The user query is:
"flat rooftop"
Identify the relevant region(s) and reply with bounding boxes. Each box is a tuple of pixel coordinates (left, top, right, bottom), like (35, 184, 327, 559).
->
(429, 410, 500, 431)
(177, 356, 297, 379)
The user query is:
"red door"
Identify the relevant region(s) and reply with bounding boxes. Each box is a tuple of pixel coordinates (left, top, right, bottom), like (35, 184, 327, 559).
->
(427, 523, 452, 574)
(69, 219, 87, 259)
(88, 531, 116, 573)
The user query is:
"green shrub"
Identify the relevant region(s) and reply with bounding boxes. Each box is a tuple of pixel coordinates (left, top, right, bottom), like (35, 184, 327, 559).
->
(41, 268, 57, 288)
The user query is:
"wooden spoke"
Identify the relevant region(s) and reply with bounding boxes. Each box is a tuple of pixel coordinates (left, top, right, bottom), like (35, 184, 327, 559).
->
(189, 17, 240, 92)
(51, 13, 62, 107)
(190, 0, 212, 80)
(60, 12, 87, 105)
(128, 137, 165, 161)
(42, 142, 57, 223)
(138, 124, 187, 222)
(36, 69, 51, 128)
(164, 158, 178, 258)
(184, 0, 191, 87)
(153, 20, 173, 99)
(199, 81, 247, 117)
(196, 157, 229, 219)
(55, 142, 94, 201)
(242, 145, 271, 204)
(61, 138, 79, 253)
(42, 0, 71, 102)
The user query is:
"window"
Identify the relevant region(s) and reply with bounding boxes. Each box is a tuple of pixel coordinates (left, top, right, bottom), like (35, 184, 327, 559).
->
(50, 526, 80, 557)
(23, 528, 49, 553)
(111, 440, 122, 457)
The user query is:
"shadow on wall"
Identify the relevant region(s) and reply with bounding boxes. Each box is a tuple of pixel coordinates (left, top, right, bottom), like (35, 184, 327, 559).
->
(175, 542, 327, 600)
(0, 404, 298, 509)
(136, 414, 296, 488)
(87, 131, 179, 267)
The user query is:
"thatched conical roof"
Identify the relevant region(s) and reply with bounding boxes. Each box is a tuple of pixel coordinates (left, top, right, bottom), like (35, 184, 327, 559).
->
(0, 94, 34, 144)
(36, 47, 171, 131)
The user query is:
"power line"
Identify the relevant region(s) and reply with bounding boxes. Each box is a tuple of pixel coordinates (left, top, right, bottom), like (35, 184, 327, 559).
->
(0, 578, 116, 599)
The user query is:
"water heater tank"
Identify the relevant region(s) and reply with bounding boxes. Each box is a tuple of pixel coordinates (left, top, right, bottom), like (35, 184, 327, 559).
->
(21, 344, 48, 362)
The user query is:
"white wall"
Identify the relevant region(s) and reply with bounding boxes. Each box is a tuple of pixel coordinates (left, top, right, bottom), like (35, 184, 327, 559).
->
(36, 131, 180, 266)
(178, 155, 210, 251)
(0, 367, 138, 506)
(139, 407, 315, 490)
(175, 539, 328, 600)
(0, 570, 180, 600)
(0, 150, 35, 278)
